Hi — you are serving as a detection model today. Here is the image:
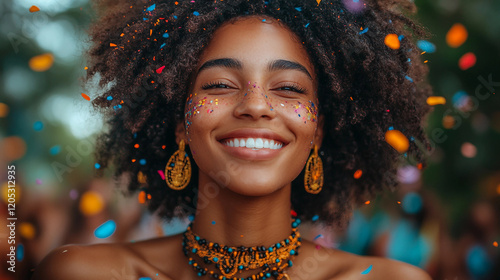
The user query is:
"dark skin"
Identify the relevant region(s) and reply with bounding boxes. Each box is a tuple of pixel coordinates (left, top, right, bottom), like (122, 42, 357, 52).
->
(32, 18, 431, 280)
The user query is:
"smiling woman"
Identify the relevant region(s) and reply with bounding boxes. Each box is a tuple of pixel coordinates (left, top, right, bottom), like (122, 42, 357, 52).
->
(32, 0, 433, 279)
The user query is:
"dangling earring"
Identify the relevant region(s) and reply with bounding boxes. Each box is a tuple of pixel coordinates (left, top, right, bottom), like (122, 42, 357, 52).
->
(165, 139, 191, 190)
(304, 144, 323, 194)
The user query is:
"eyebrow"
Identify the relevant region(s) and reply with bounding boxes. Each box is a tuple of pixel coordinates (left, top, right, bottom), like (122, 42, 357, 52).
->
(195, 58, 313, 80)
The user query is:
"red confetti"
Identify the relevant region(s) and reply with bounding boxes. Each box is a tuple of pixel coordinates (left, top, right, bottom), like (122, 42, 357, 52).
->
(156, 65, 165, 74)
(158, 170, 165, 180)
(81, 93, 90, 101)
(458, 52, 476, 70)
(290, 210, 297, 217)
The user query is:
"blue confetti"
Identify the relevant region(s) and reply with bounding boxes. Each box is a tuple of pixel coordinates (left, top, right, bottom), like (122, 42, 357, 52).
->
(139, 159, 146, 165)
(353, 0, 359, 2)
(94, 220, 116, 239)
(188, 214, 195, 221)
(398, 34, 404, 41)
(405, 75, 414, 82)
(17, 244, 24, 261)
(312, 215, 319, 221)
(212, 221, 216, 225)
(313, 234, 323, 240)
(388, 126, 394, 130)
(50, 145, 61, 155)
(139, 278, 152, 280)
(361, 265, 372, 274)
(33, 121, 43, 131)
(359, 27, 369, 35)
(401, 192, 422, 214)
(143, 18, 148, 21)
(173, 15, 177, 19)
(146, 4, 155, 11)
(295, 7, 302, 11)
(160, 43, 166, 49)
(95, 163, 101, 169)
(106, 96, 113, 100)
(389, 19, 392, 23)
(163, 33, 169, 38)
(262, 19, 266, 22)
(133, 133, 137, 138)
(410, 136, 415, 141)
(193, 11, 200, 16)
(417, 40, 436, 53)
(305, 23, 310, 28)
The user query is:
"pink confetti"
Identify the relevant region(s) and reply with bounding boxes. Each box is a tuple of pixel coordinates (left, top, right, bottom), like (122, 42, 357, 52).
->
(36, 179, 42, 185)
(158, 170, 165, 180)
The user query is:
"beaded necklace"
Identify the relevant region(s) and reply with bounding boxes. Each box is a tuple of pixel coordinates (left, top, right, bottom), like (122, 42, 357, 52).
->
(182, 218, 302, 280)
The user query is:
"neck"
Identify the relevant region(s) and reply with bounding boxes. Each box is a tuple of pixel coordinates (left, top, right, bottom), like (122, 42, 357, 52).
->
(190, 173, 294, 248)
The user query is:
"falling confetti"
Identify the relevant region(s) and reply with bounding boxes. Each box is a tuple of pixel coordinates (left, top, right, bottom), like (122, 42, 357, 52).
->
(316, 0, 321, 4)
(0, 103, 9, 118)
(446, 23, 468, 48)
(29, 5, 40, 13)
(156, 65, 165, 74)
(384, 34, 400, 50)
(417, 40, 436, 53)
(19, 222, 36, 240)
(29, 53, 54, 72)
(458, 52, 476, 70)
(138, 171, 147, 183)
(94, 220, 116, 238)
(36, 179, 42, 185)
(17, 244, 24, 261)
(354, 169, 363, 179)
(146, 4, 156, 11)
(385, 129, 409, 153)
(364, 200, 370, 205)
(461, 142, 477, 158)
(493, 241, 498, 247)
(312, 215, 319, 221)
(138, 190, 146, 204)
(81, 93, 91, 101)
(158, 170, 165, 180)
(426, 96, 446, 105)
(94, 163, 101, 169)
(313, 234, 323, 240)
(33, 121, 43, 131)
(49, 145, 61, 155)
(361, 265, 373, 274)
(79, 191, 105, 216)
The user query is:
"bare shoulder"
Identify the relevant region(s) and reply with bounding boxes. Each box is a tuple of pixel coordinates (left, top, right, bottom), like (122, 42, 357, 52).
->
(31, 242, 135, 280)
(331, 250, 432, 280)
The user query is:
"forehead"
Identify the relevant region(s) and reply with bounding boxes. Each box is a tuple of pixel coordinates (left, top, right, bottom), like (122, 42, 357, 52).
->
(197, 17, 315, 76)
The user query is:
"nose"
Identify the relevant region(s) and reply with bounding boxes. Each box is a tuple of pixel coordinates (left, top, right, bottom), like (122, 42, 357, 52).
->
(233, 87, 277, 121)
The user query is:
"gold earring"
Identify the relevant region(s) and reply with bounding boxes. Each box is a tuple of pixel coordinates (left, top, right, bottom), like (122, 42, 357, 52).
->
(304, 145, 323, 194)
(165, 139, 191, 190)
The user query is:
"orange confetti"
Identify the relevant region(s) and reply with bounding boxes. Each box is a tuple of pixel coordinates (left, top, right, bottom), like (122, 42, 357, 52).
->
(19, 222, 36, 240)
(134, 144, 140, 148)
(417, 163, 423, 170)
(364, 200, 370, 205)
(81, 93, 90, 101)
(0, 103, 9, 118)
(110, 43, 117, 47)
(354, 169, 363, 179)
(137, 171, 147, 184)
(132, 159, 136, 162)
(316, 0, 321, 4)
(84, 66, 88, 70)
(29, 5, 40, 13)
(426, 96, 446, 105)
(162, 145, 166, 149)
(385, 129, 409, 153)
(446, 23, 468, 48)
(147, 194, 152, 199)
(458, 52, 476, 70)
(138, 191, 146, 204)
(79, 191, 105, 216)
(397, 201, 401, 204)
(29, 53, 54, 72)
(384, 34, 400, 50)
(120, 33, 125, 37)
(494, 241, 498, 247)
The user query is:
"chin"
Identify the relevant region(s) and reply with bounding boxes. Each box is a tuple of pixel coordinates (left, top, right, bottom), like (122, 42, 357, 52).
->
(224, 174, 288, 197)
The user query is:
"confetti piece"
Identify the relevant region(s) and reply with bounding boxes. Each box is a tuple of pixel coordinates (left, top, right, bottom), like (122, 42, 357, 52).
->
(19, 222, 36, 240)
(69, 189, 78, 200)
(405, 75, 414, 82)
(290, 210, 297, 217)
(461, 142, 477, 158)
(81, 93, 90, 101)
(193, 11, 200, 16)
(305, 23, 310, 28)
(139, 278, 152, 280)
(212, 221, 216, 225)
(426, 96, 446, 105)
(354, 169, 363, 179)
(33, 121, 43, 131)
(110, 43, 117, 47)
(364, 200, 370, 204)
(94, 163, 101, 169)
(163, 33, 169, 38)
(313, 234, 323, 240)
(139, 159, 146, 165)
(50, 145, 61, 155)
(146, 4, 156, 11)
(17, 244, 24, 261)
(79, 191, 105, 216)
(401, 192, 422, 214)
(94, 220, 116, 239)
(138, 191, 146, 204)
(295, 7, 302, 11)
(312, 215, 319, 221)
(29, 53, 54, 72)
(36, 179, 42, 185)
(397, 201, 401, 204)
(361, 265, 373, 274)
(458, 52, 476, 70)
(417, 40, 436, 53)
(158, 170, 165, 180)
(29, 5, 40, 13)
(0, 103, 9, 118)
(359, 27, 369, 35)
(385, 129, 409, 153)
(446, 23, 468, 48)
(384, 34, 400, 49)
(493, 241, 498, 247)
(107, 96, 113, 100)
(315, 244, 321, 250)
(156, 65, 165, 74)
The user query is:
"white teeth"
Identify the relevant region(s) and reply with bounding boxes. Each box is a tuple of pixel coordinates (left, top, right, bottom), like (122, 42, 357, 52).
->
(245, 138, 255, 148)
(222, 137, 284, 150)
(255, 138, 264, 148)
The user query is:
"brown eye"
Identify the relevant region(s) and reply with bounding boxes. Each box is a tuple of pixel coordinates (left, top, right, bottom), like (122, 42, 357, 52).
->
(201, 81, 231, 90)
(276, 83, 307, 94)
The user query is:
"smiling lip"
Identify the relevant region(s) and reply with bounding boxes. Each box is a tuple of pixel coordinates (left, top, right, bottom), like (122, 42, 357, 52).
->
(216, 129, 289, 161)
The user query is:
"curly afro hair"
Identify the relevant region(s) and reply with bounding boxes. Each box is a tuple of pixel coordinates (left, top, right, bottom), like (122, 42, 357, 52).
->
(84, 0, 434, 229)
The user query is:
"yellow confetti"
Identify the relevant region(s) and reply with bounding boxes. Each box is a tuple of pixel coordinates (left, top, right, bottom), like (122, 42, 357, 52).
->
(385, 129, 409, 153)
(446, 23, 468, 48)
(426, 96, 446, 105)
(29, 53, 54, 72)
(29, 5, 40, 13)
(316, 0, 321, 4)
(137, 171, 147, 184)
(384, 34, 400, 50)
(354, 169, 363, 179)
(79, 191, 105, 216)
(19, 222, 36, 240)
(84, 66, 88, 70)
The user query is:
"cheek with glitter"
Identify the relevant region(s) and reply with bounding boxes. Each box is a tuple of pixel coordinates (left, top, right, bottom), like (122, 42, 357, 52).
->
(291, 100, 318, 123)
(184, 94, 224, 138)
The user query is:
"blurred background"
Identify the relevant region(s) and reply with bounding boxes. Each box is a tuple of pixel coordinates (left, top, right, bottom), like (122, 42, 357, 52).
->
(0, 0, 499, 279)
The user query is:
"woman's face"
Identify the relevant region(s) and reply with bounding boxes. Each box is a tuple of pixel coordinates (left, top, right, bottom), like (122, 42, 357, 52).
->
(183, 16, 322, 196)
